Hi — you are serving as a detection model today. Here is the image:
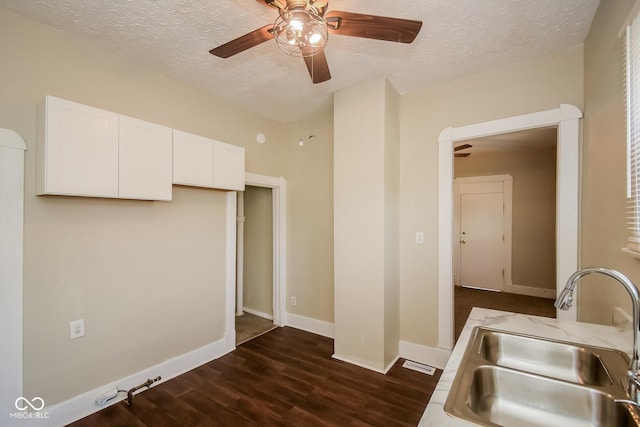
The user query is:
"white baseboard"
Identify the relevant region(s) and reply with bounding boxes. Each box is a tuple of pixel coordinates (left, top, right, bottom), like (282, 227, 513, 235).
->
(399, 341, 451, 370)
(503, 283, 556, 299)
(285, 312, 334, 338)
(331, 353, 400, 374)
(242, 307, 274, 320)
(44, 335, 233, 427)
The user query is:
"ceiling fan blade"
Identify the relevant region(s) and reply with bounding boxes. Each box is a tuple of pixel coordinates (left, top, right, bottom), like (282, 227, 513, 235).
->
(454, 143, 473, 152)
(256, 0, 285, 9)
(209, 25, 274, 58)
(455, 153, 471, 158)
(325, 11, 422, 43)
(302, 49, 331, 84)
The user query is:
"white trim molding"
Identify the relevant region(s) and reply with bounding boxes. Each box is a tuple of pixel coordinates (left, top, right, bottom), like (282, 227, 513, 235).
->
(332, 354, 400, 375)
(242, 307, 274, 321)
(244, 173, 287, 327)
(285, 313, 335, 338)
(0, 129, 26, 427)
(438, 105, 582, 351)
(225, 192, 238, 353)
(44, 337, 229, 427)
(399, 341, 451, 370)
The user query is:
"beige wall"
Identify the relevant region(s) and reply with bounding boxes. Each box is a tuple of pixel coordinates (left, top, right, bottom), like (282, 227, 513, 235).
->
(333, 77, 400, 370)
(3, 0, 626, 408)
(399, 47, 584, 347)
(283, 107, 334, 323)
(454, 146, 557, 291)
(581, 0, 637, 324)
(0, 7, 290, 404)
(243, 186, 273, 317)
(334, 77, 387, 369)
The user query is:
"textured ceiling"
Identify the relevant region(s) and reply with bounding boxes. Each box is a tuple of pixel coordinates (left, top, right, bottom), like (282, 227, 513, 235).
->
(0, 0, 599, 123)
(455, 127, 558, 156)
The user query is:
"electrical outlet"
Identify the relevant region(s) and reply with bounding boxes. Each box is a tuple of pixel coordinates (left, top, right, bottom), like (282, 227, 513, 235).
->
(70, 319, 85, 340)
(291, 296, 297, 306)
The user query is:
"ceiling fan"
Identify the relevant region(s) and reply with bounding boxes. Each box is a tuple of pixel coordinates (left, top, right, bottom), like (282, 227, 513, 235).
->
(454, 143, 472, 158)
(209, 0, 423, 84)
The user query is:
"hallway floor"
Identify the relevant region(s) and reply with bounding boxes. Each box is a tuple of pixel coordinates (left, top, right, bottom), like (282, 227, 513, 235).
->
(235, 312, 276, 345)
(454, 285, 556, 341)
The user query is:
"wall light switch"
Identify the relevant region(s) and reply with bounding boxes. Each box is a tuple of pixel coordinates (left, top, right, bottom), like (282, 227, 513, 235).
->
(416, 232, 425, 244)
(70, 319, 85, 340)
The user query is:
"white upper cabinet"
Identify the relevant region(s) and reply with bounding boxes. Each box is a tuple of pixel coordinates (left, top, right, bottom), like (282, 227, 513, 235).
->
(37, 96, 119, 197)
(37, 96, 173, 201)
(172, 129, 214, 188)
(213, 140, 245, 191)
(38, 95, 245, 200)
(119, 115, 172, 201)
(173, 130, 245, 191)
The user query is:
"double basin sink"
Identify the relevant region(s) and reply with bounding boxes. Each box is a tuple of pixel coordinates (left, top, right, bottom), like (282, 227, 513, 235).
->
(444, 327, 640, 426)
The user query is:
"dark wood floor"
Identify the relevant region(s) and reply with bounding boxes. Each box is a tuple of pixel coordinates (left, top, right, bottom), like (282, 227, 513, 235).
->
(454, 285, 556, 341)
(68, 288, 555, 426)
(68, 327, 442, 427)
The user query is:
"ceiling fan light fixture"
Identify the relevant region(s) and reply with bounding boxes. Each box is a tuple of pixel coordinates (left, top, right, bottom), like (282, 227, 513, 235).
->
(273, 8, 328, 57)
(307, 30, 324, 45)
(289, 18, 304, 32)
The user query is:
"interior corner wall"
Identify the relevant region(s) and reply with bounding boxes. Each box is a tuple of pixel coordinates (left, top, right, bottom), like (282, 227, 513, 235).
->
(282, 107, 335, 325)
(0, 7, 289, 406)
(334, 77, 387, 370)
(334, 77, 401, 371)
(581, 0, 637, 324)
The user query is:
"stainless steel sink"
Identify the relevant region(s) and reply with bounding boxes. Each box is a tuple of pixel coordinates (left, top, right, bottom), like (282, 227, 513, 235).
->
(444, 327, 639, 427)
(478, 328, 618, 386)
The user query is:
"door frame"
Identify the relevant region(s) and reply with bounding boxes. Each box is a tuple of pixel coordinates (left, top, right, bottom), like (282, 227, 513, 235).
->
(454, 174, 513, 291)
(0, 130, 26, 422)
(437, 105, 581, 350)
(242, 173, 287, 326)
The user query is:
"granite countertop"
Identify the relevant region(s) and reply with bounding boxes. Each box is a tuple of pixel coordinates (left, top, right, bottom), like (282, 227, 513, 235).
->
(418, 307, 633, 426)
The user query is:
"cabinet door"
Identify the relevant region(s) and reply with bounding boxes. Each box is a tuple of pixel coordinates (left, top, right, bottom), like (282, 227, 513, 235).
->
(119, 115, 173, 201)
(172, 130, 214, 187)
(37, 96, 119, 197)
(213, 140, 245, 191)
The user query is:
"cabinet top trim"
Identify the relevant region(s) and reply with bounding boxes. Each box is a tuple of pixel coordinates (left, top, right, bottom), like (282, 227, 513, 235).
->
(0, 129, 27, 151)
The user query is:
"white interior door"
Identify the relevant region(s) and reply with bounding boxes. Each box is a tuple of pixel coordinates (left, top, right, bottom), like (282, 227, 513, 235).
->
(460, 192, 504, 291)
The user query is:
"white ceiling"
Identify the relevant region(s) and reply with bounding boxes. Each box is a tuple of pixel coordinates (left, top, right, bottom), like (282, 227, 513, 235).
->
(0, 0, 600, 123)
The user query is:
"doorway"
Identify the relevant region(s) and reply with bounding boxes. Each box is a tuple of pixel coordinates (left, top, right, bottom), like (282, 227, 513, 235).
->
(236, 185, 276, 344)
(437, 105, 582, 350)
(454, 175, 513, 292)
(227, 173, 286, 344)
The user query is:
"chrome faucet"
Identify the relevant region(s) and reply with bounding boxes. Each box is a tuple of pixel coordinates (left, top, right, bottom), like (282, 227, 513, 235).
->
(555, 267, 640, 402)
